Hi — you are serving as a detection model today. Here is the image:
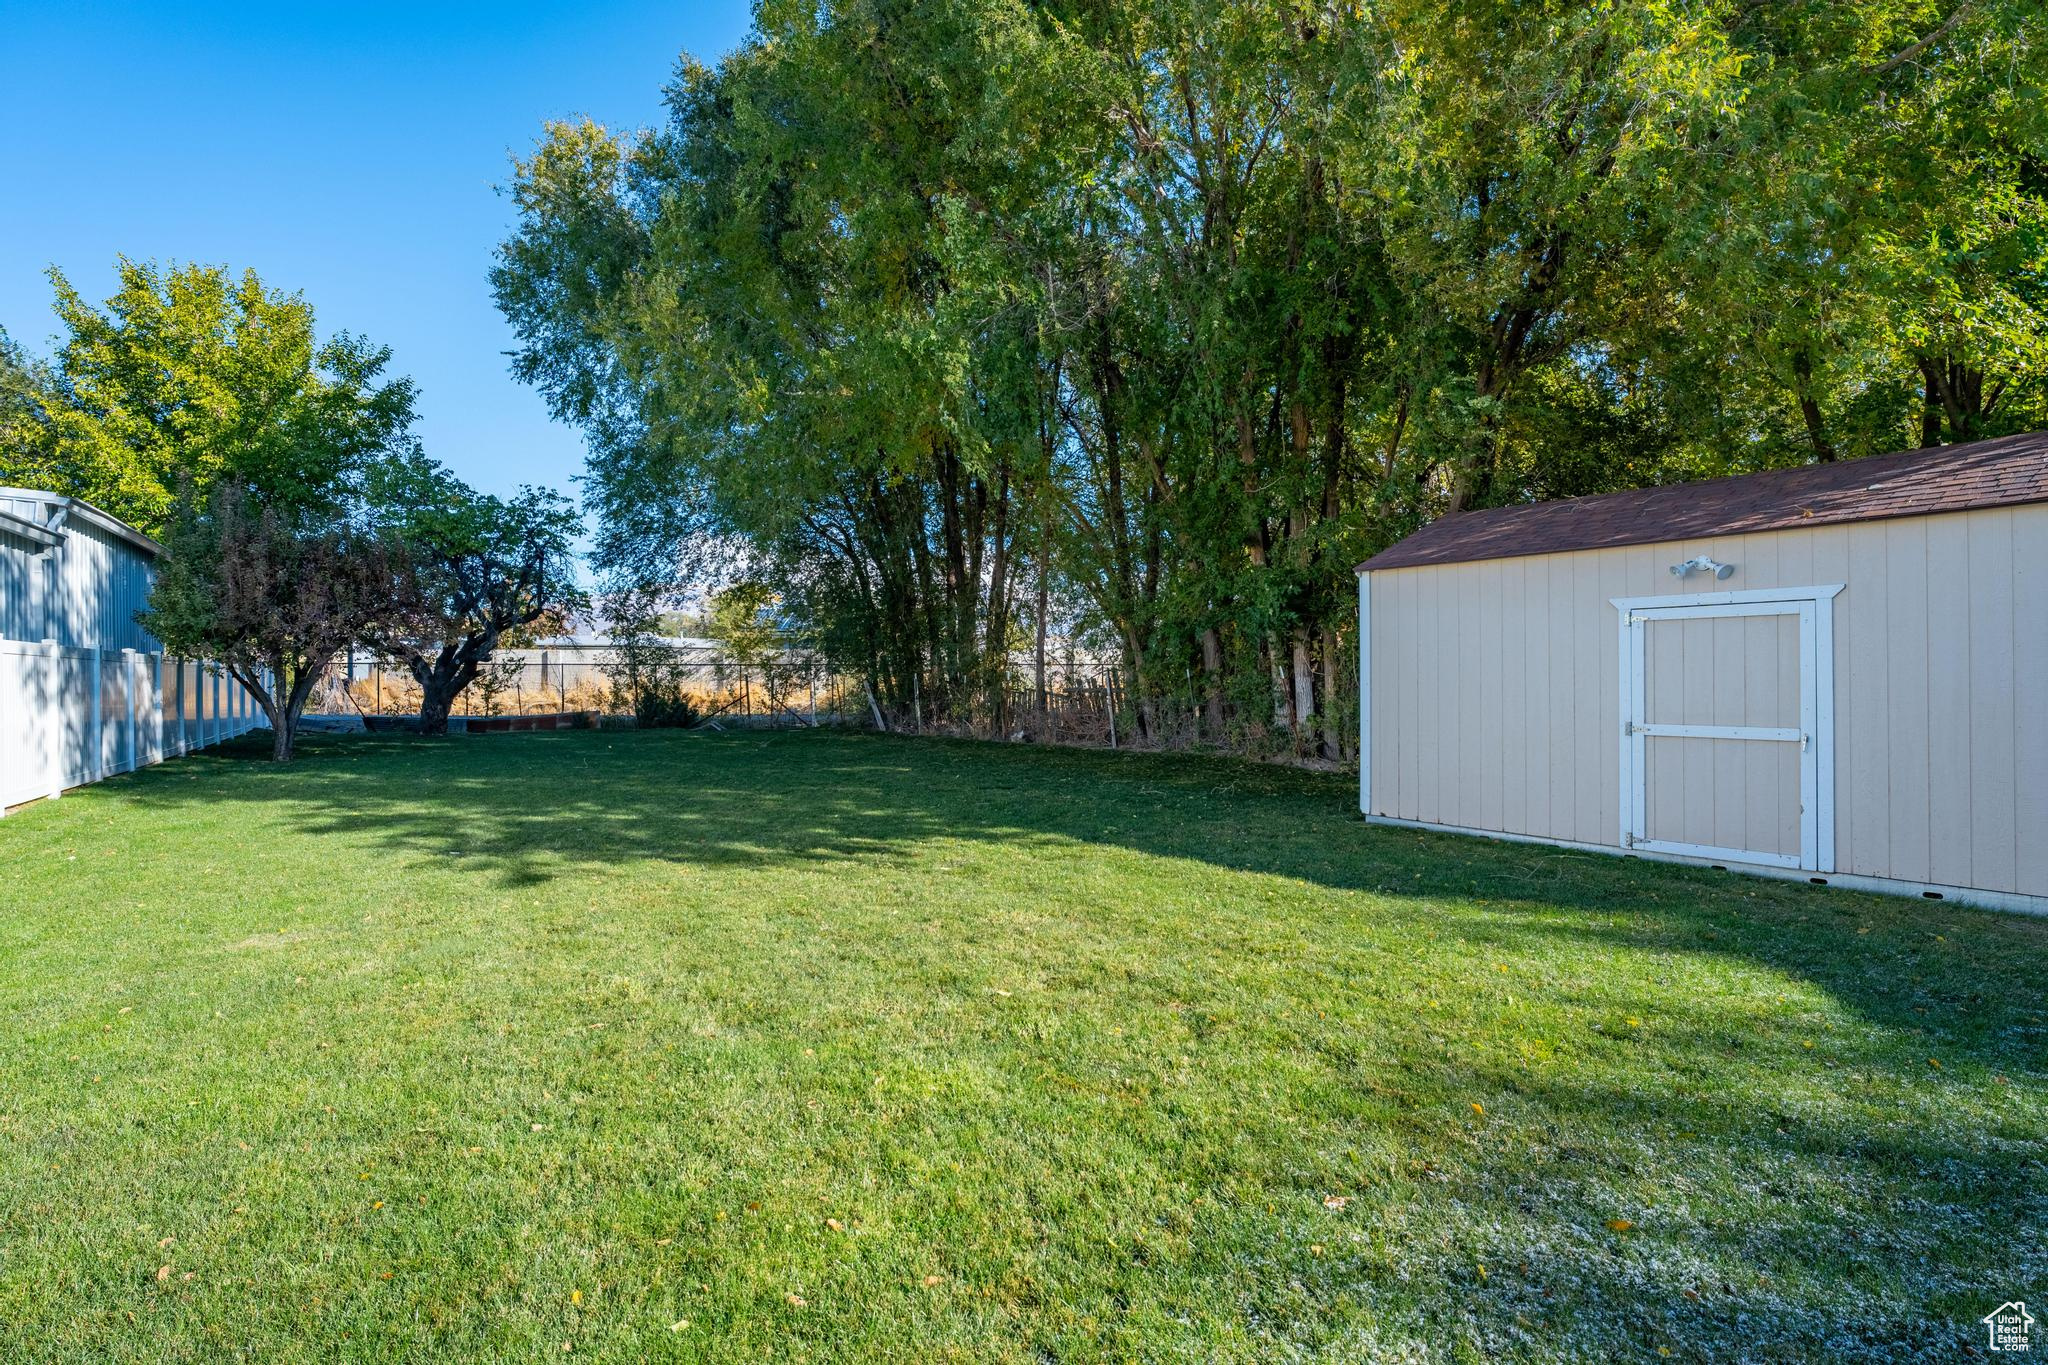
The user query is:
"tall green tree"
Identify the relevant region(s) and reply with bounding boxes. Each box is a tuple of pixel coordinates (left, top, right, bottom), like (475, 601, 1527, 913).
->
(17, 259, 418, 535)
(495, 0, 2048, 761)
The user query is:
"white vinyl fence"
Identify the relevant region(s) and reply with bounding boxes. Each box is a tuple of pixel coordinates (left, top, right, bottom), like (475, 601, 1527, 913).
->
(0, 642, 266, 814)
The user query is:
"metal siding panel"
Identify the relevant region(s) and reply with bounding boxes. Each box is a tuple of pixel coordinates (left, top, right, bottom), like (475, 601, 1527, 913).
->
(1967, 510, 2017, 893)
(1547, 555, 1574, 841)
(1457, 571, 1482, 826)
(1775, 529, 1815, 598)
(1518, 556, 1547, 836)
(1925, 516, 1972, 887)
(1499, 558, 1526, 835)
(1372, 575, 1392, 816)
(1477, 559, 1505, 832)
(1567, 553, 1597, 843)
(1419, 567, 1444, 824)
(1844, 524, 1890, 878)
(0, 536, 33, 640)
(1810, 526, 1854, 873)
(1682, 616, 1715, 845)
(2015, 506, 2048, 897)
(1756, 616, 1798, 856)
(1396, 569, 1417, 818)
(1713, 619, 1746, 848)
(1885, 519, 1932, 883)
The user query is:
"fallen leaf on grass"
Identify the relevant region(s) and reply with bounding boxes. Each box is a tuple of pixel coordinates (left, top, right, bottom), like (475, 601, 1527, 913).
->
(156, 1265, 171, 1282)
(923, 1275, 943, 1287)
(786, 1292, 807, 1307)
(826, 1218, 845, 1232)
(1322, 1196, 1349, 1210)
(1606, 1219, 1633, 1233)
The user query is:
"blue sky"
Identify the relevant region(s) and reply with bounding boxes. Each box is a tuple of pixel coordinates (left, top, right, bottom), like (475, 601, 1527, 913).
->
(0, 1, 751, 503)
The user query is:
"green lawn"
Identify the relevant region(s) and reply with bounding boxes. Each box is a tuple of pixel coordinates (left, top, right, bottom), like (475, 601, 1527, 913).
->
(0, 730, 2041, 1362)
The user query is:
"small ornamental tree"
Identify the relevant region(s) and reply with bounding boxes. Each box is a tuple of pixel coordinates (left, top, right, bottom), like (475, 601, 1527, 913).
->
(143, 481, 406, 761)
(364, 459, 584, 734)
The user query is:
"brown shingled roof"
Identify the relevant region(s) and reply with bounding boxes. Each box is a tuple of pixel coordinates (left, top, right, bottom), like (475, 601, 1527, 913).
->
(1357, 430, 2048, 573)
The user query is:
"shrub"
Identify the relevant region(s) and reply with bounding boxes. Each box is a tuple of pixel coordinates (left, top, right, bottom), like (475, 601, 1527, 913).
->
(633, 686, 700, 729)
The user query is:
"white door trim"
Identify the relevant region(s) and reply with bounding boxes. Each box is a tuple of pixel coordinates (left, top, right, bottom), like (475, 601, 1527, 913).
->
(1612, 587, 1837, 874)
(1611, 583, 1844, 611)
(1357, 571, 1372, 817)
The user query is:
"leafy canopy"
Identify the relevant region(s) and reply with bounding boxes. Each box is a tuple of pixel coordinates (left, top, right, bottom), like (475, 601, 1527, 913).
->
(9, 259, 419, 534)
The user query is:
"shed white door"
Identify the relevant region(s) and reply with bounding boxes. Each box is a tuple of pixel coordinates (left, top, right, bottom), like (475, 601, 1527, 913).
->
(1621, 596, 1831, 872)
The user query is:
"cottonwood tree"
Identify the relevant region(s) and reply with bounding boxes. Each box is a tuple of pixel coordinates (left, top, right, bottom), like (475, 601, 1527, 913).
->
(364, 459, 584, 734)
(494, 0, 2048, 760)
(143, 482, 406, 761)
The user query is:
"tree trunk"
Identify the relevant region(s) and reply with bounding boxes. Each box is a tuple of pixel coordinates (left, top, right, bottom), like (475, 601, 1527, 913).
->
(418, 681, 460, 736)
(1269, 639, 1290, 731)
(1291, 631, 1315, 751)
(231, 663, 296, 762)
(267, 655, 326, 762)
(1033, 566, 1049, 717)
(1200, 626, 1225, 738)
(1791, 351, 1835, 461)
(1918, 358, 1944, 446)
(1320, 625, 1342, 761)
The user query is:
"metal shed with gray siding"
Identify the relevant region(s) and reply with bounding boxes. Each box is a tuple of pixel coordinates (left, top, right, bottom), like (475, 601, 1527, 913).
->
(1357, 433, 2048, 915)
(1, 489, 265, 812)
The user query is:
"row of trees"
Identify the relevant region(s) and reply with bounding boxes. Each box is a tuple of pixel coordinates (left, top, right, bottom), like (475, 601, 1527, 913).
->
(2, 260, 582, 758)
(493, 0, 2047, 757)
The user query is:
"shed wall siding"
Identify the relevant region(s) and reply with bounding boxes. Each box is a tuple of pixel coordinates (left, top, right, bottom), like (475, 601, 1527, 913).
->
(0, 496, 159, 652)
(1366, 504, 2048, 897)
(0, 492, 263, 813)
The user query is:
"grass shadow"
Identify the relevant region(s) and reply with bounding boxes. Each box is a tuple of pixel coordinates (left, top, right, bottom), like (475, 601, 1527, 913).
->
(34, 726, 2048, 1082)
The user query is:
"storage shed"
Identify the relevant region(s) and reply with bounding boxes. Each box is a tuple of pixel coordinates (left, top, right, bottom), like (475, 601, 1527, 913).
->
(1356, 431, 2048, 914)
(1, 488, 264, 812)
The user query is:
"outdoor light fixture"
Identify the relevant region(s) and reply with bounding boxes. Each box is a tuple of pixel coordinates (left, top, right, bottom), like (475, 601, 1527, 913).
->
(1669, 556, 1735, 580)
